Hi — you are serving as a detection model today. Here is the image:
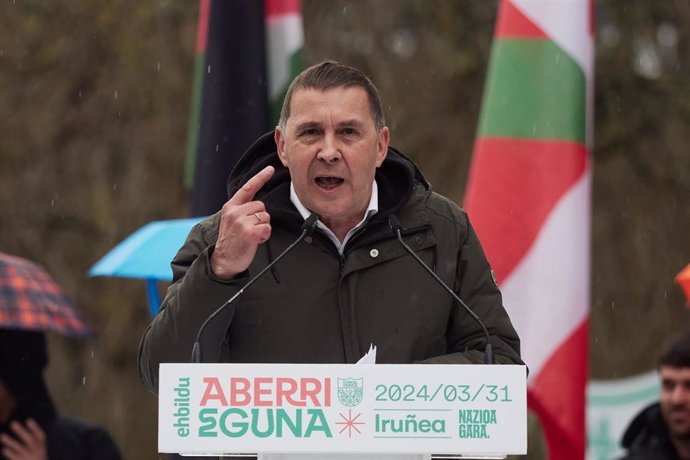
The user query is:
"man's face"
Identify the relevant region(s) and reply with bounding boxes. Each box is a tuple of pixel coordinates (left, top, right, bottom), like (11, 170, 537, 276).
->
(660, 366, 690, 440)
(275, 86, 389, 234)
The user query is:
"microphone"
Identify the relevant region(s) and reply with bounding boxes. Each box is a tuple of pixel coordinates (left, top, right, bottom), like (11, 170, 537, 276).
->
(191, 213, 320, 363)
(388, 214, 494, 364)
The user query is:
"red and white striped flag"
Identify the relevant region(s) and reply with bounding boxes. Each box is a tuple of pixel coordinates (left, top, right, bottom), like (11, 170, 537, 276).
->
(464, 1, 594, 458)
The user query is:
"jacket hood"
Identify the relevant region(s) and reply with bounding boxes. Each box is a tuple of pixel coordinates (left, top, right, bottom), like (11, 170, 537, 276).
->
(621, 402, 674, 451)
(226, 131, 429, 221)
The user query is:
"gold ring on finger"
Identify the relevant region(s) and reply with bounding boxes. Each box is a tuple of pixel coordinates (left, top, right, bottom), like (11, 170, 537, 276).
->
(254, 213, 262, 224)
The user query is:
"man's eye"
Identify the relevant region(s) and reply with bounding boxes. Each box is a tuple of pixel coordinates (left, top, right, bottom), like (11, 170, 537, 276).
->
(300, 129, 318, 136)
(341, 128, 357, 135)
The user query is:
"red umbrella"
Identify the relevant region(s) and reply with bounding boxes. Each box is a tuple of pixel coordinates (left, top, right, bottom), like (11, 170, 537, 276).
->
(676, 263, 690, 307)
(0, 252, 94, 336)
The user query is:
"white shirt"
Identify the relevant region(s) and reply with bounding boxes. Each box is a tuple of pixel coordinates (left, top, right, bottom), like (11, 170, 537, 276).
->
(290, 181, 379, 254)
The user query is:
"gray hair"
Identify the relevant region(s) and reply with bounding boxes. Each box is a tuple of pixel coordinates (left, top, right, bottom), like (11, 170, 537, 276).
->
(278, 61, 385, 132)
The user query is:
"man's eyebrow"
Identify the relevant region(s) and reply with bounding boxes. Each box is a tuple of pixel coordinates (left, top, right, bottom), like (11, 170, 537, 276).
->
(336, 119, 366, 128)
(294, 121, 321, 132)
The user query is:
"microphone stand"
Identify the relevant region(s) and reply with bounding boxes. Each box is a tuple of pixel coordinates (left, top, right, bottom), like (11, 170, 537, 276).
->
(191, 214, 320, 363)
(389, 215, 494, 364)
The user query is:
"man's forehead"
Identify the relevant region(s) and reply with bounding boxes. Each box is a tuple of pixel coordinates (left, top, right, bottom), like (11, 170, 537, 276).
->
(660, 366, 690, 381)
(287, 87, 372, 120)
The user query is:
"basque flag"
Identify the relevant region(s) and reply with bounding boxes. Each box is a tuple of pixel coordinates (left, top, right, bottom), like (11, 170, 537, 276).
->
(464, 1, 594, 458)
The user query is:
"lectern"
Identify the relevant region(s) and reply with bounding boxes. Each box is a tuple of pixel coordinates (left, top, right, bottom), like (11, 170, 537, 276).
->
(158, 363, 527, 459)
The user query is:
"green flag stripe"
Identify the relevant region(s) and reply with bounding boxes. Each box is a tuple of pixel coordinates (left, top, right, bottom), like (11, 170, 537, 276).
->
(478, 39, 586, 143)
(588, 384, 660, 406)
(184, 52, 206, 190)
(270, 48, 303, 126)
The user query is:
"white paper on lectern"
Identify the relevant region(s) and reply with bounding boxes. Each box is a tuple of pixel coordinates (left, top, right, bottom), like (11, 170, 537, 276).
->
(356, 343, 377, 364)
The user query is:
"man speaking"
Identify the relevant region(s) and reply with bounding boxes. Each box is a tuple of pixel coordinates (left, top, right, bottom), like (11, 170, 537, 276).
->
(138, 61, 522, 394)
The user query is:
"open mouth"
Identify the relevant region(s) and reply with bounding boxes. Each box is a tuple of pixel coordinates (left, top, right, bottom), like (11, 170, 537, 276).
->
(315, 176, 344, 190)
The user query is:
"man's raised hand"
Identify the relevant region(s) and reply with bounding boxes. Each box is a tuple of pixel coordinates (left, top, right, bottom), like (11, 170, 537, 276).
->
(210, 166, 275, 280)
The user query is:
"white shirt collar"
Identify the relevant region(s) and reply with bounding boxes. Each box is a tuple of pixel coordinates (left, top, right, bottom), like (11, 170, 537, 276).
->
(290, 181, 379, 254)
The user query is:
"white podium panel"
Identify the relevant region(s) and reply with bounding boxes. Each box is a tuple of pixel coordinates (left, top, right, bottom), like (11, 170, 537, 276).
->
(158, 363, 527, 458)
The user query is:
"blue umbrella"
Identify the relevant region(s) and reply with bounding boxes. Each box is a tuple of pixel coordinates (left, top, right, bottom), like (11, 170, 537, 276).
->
(89, 217, 206, 316)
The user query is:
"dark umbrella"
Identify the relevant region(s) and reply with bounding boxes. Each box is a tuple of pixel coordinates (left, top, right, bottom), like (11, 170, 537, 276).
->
(0, 252, 94, 336)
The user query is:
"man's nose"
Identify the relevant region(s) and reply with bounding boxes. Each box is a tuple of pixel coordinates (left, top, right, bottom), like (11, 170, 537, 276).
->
(670, 385, 690, 405)
(317, 136, 341, 163)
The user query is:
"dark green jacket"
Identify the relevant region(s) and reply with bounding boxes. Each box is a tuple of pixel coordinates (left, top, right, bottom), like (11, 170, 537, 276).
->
(138, 132, 522, 394)
(619, 402, 680, 460)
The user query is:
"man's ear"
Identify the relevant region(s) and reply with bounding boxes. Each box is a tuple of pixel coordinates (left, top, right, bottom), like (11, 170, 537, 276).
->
(274, 127, 289, 167)
(375, 126, 390, 167)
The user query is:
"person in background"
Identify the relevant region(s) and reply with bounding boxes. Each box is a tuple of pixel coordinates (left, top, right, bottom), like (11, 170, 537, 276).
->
(0, 329, 121, 460)
(620, 331, 690, 460)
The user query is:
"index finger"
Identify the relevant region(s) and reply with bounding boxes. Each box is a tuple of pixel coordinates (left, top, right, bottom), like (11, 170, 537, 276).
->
(228, 166, 275, 205)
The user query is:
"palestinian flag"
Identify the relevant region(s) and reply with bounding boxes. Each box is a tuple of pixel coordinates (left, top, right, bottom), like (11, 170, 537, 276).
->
(464, 1, 594, 458)
(265, 0, 304, 126)
(184, 0, 304, 216)
(184, 0, 211, 194)
(185, 0, 271, 217)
